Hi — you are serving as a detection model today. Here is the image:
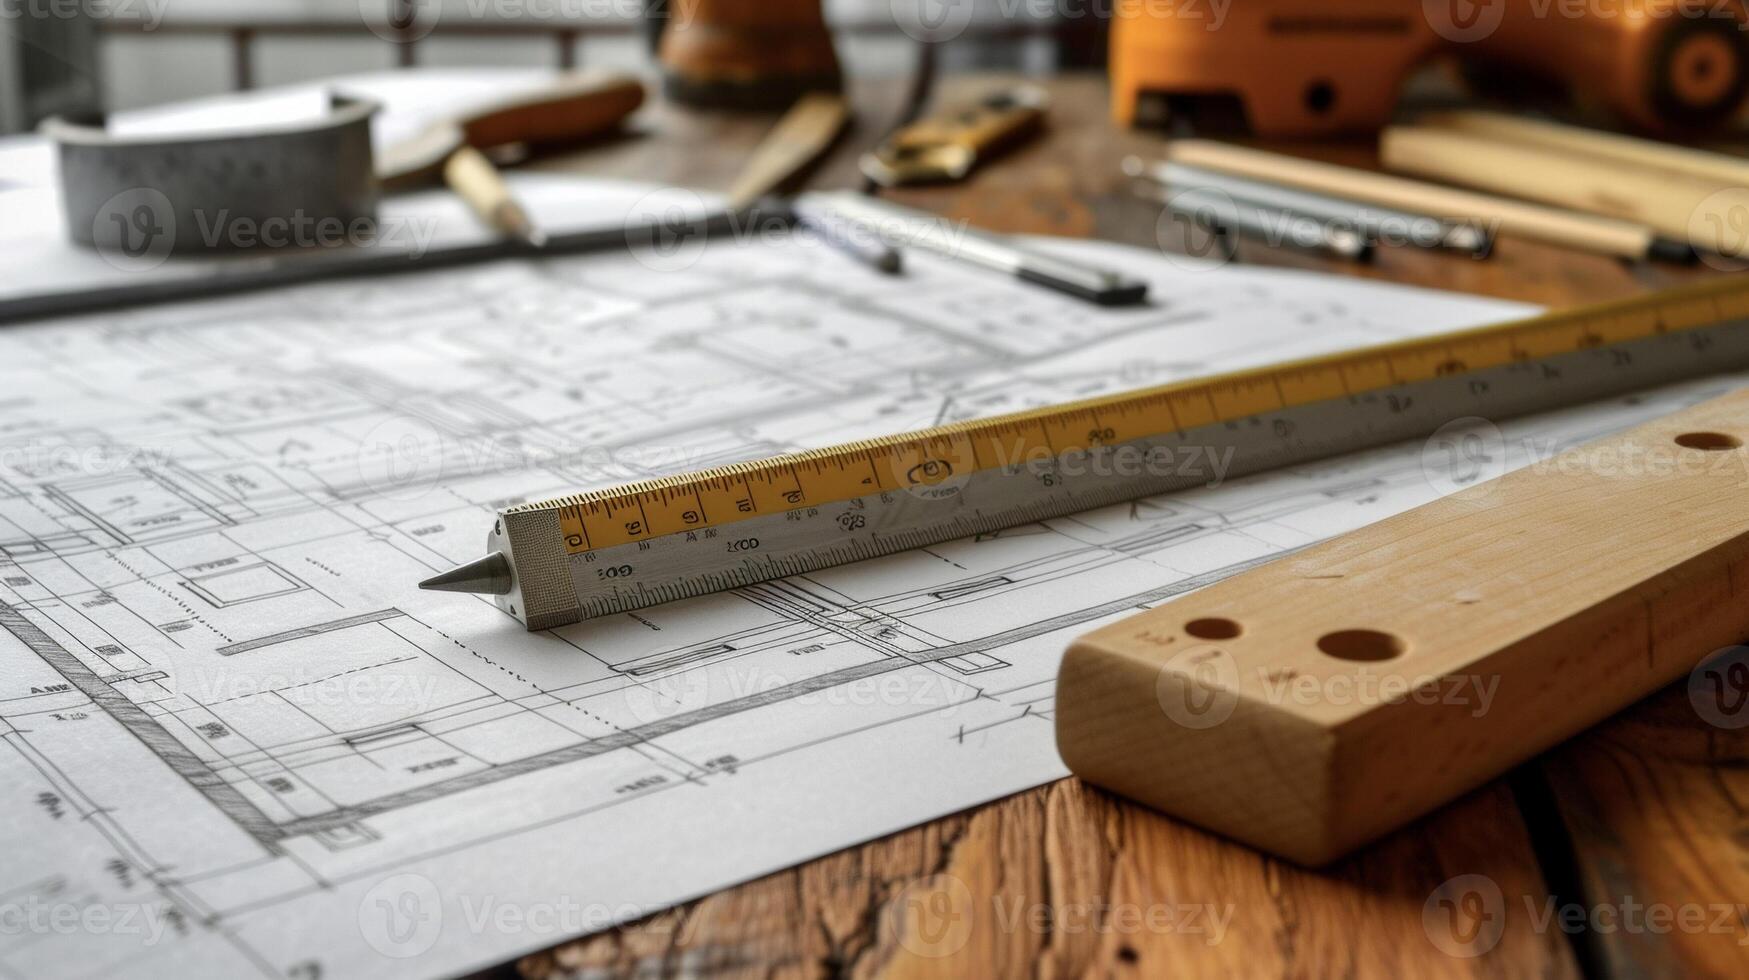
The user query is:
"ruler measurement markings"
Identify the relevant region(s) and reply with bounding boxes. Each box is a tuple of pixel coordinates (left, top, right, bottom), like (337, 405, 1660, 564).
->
(525, 280, 1749, 577)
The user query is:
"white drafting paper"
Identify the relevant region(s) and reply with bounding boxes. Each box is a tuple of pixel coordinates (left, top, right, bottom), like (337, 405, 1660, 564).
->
(0, 195, 1735, 979)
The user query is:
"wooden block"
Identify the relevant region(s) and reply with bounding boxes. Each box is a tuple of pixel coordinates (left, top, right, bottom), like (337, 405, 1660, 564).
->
(1056, 388, 1749, 866)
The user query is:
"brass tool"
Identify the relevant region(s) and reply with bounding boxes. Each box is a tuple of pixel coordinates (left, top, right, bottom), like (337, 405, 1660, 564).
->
(861, 87, 1048, 187)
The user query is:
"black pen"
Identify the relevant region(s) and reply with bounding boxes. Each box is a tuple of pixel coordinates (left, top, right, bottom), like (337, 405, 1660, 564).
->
(798, 191, 1149, 306)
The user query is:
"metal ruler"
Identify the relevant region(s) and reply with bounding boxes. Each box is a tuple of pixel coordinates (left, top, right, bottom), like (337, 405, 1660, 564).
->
(422, 276, 1749, 630)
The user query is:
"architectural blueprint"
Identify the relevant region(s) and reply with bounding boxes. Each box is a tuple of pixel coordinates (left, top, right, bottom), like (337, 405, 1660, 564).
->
(1, 208, 1736, 979)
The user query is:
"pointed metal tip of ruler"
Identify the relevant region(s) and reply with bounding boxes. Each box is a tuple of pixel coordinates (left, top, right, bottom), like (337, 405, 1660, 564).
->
(420, 552, 513, 595)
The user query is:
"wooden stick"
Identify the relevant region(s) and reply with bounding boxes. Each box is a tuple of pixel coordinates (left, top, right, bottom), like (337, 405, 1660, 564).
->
(1164, 140, 1684, 262)
(1380, 125, 1745, 257)
(443, 145, 543, 247)
(724, 92, 850, 211)
(1057, 388, 1749, 866)
(1417, 109, 1749, 190)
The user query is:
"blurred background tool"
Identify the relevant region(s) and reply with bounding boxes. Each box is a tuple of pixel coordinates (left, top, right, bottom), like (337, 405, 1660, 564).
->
(803, 191, 1149, 305)
(377, 73, 645, 245)
(1132, 179, 1373, 263)
(1124, 157, 1491, 257)
(723, 92, 850, 211)
(861, 86, 1048, 187)
(42, 94, 379, 255)
(1414, 109, 1749, 187)
(1111, 0, 1749, 135)
(1380, 124, 1748, 258)
(1164, 140, 1694, 263)
(655, 0, 840, 109)
(788, 194, 902, 274)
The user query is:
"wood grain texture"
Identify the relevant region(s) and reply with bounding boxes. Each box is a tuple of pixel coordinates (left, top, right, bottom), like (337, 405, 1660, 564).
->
(514, 72, 1744, 978)
(520, 779, 1576, 979)
(1541, 679, 1749, 977)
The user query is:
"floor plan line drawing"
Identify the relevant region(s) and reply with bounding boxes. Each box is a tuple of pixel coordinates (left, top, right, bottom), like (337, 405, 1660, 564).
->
(4, 220, 1738, 979)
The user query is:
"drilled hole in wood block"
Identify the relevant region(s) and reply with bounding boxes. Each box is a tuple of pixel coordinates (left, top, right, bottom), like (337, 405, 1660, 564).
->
(1674, 431, 1742, 451)
(1184, 617, 1242, 640)
(1316, 629, 1405, 662)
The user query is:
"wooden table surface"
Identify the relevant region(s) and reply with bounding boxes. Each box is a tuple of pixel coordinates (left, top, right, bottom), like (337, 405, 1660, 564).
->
(514, 72, 1748, 979)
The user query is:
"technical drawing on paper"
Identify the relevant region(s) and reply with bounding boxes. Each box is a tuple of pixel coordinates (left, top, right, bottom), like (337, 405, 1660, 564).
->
(0, 230, 1724, 979)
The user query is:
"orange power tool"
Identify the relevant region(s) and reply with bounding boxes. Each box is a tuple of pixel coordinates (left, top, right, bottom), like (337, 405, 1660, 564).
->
(1111, 0, 1749, 136)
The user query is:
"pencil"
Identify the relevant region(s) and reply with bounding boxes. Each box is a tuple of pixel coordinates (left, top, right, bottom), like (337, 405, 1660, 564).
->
(1380, 125, 1742, 257)
(1164, 140, 1692, 263)
(1415, 110, 1749, 190)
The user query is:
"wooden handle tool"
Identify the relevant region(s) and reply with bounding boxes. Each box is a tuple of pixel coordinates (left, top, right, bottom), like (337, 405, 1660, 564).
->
(1380, 125, 1747, 258)
(860, 86, 1048, 187)
(1414, 109, 1749, 189)
(376, 72, 646, 188)
(1058, 388, 1749, 866)
(1164, 139, 1690, 263)
(723, 92, 851, 212)
(377, 72, 645, 246)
